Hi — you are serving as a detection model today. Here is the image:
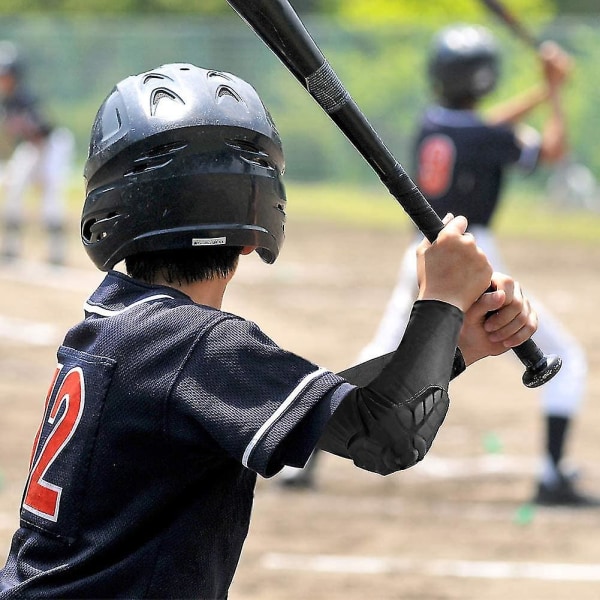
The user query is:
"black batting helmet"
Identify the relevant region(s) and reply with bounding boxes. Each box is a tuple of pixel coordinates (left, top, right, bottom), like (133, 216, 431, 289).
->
(82, 63, 286, 271)
(428, 24, 500, 106)
(0, 41, 22, 78)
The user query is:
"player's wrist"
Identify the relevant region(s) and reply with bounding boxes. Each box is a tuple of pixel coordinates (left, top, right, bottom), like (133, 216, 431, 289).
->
(417, 291, 469, 313)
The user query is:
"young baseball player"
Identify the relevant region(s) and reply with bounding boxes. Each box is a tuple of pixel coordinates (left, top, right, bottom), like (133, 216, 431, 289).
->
(0, 41, 74, 265)
(0, 63, 537, 599)
(349, 25, 597, 507)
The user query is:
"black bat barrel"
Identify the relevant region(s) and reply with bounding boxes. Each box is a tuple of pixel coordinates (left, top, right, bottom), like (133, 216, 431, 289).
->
(226, 0, 562, 388)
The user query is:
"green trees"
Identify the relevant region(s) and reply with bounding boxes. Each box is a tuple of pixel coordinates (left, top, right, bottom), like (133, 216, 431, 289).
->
(324, 0, 554, 24)
(0, 0, 555, 17)
(1, 1, 597, 184)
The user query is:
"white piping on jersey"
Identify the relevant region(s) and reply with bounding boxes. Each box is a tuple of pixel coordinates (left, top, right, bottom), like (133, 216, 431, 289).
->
(83, 294, 174, 317)
(242, 367, 328, 468)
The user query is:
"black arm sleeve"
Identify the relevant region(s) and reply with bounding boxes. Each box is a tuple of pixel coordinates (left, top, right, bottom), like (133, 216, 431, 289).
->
(337, 347, 465, 387)
(319, 300, 464, 475)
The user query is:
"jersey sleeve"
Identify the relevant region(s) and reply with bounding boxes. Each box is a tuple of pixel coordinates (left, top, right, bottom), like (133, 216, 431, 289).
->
(170, 315, 353, 477)
(489, 123, 537, 170)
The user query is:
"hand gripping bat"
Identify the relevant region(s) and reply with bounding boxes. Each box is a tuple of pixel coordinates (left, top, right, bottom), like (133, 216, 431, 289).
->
(225, 0, 562, 388)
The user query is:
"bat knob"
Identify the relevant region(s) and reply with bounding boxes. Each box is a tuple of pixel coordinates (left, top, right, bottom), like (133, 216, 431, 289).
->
(522, 353, 562, 388)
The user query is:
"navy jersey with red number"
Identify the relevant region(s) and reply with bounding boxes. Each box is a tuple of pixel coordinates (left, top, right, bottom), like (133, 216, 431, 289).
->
(0, 271, 352, 599)
(413, 106, 540, 227)
(1, 84, 53, 142)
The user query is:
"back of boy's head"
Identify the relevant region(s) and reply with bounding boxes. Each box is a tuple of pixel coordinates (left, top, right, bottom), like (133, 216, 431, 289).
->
(81, 63, 287, 275)
(428, 24, 500, 108)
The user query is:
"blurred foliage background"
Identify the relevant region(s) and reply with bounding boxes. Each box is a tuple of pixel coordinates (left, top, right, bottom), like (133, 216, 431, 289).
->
(0, 0, 597, 199)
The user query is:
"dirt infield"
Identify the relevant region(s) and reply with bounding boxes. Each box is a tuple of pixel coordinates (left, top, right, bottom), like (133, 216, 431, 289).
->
(0, 215, 599, 599)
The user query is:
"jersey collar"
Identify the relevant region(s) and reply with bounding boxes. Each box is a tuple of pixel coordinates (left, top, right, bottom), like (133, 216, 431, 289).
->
(83, 270, 189, 317)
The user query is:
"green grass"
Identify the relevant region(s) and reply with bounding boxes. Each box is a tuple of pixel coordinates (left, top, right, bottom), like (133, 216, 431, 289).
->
(285, 182, 600, 244)
(285, 183, 409, 230)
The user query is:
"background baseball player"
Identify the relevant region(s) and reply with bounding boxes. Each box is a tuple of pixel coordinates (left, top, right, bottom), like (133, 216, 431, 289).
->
(0, 62, 537, 598)
(279, 24, 597, 508)
(357, 25, 595, 507)
(0, 40, 74, 266)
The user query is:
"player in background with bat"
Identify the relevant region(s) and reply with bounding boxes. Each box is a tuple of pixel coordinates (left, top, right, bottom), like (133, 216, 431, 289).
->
(0, 41, 74, 266)
(348, 24, 596, 507)
(0, 63, 538, 598)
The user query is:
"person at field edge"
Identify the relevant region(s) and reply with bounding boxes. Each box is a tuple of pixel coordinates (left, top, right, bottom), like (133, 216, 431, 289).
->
(0, 40, 74, 265)
(279, 25, 596, 508)
(0, 63, 538, 599)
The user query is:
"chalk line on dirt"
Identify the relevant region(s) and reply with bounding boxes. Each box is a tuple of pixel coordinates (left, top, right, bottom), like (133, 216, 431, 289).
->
(262, 552, 600, 582)
(0, 314, 61, 346)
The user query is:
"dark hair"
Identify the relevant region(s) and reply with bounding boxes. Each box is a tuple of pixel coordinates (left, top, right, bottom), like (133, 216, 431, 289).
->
(125, 246, 242, 285)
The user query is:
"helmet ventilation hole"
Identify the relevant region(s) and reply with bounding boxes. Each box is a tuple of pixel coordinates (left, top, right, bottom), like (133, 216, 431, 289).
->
(150, 88, 184, 116)
(207, 70, 233, 81)
(225, 138, 274, 170)
(216, 85, 242, 104)
(82, 211, 118, 243)
(143, 73, 172, 85)
(124, 141, 188, 177)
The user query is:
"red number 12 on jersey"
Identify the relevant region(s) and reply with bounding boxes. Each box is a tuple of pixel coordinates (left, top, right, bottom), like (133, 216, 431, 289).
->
(23, 365, 85, 522)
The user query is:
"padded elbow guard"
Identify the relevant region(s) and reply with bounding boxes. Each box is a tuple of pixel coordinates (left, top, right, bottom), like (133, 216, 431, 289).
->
(323, 384, 449, 475)
(321, 300, 461, 475)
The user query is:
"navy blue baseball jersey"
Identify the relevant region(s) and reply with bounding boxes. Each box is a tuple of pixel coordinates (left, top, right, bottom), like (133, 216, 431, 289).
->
(413, 106, 540, 227)
(1, 84, 53, 142)
(0, 271, 352, 599)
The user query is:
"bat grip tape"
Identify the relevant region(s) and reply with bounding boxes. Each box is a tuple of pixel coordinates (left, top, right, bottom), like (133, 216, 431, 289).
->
(306, 61, 350, 113)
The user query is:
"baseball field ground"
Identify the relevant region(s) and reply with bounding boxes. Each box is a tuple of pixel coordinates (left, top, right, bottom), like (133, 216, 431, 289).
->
(0, 184, 599, 599)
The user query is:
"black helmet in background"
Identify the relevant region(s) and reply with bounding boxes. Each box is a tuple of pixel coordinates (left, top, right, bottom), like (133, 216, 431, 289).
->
(82, 63, 286, 271)
(428, 24, 500, 107)
(0, 40, 23, 79)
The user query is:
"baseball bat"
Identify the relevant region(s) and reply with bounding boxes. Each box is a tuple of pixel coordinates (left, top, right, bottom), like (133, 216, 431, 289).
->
(226, 0, 562, 388)
(480, 0, 540, 48)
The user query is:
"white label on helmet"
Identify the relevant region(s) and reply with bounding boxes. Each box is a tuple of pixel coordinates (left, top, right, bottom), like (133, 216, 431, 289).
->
(192, 237, 226, 246)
